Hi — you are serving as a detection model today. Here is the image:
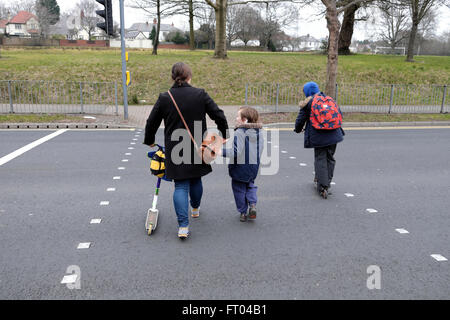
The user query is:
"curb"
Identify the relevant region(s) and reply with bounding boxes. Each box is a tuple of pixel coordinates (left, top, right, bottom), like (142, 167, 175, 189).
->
(0, 123, 135, 129)
(263, 121, 450, 129)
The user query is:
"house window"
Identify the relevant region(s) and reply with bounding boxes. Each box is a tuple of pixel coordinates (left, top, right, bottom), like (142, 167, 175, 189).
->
(15, 24, 22, 30)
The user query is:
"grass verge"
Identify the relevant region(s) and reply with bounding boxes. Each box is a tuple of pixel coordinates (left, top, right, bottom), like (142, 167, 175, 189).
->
(0, 114, 84, 123)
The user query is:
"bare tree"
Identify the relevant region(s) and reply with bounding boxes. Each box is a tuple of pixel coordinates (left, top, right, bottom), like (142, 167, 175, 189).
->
(130, 0, 186, 55)
(378, 0, 410, 51)
(77, 0, 101, 40)
(403, 0, 437, 62)
(8, 0, 36, 16)
(227, 5, 262, 46)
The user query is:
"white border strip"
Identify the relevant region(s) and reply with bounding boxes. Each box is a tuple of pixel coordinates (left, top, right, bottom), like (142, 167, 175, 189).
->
(0, 129, 68, 167)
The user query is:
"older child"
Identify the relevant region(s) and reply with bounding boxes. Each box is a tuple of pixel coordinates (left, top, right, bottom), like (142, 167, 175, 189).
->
(221, 107, 264, 222)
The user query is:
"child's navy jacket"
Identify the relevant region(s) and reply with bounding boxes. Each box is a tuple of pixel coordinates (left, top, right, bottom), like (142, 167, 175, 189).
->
(222, 123, 264, 183)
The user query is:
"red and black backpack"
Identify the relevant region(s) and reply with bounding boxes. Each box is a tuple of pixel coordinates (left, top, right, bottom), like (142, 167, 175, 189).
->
(310, 94, 343, 130)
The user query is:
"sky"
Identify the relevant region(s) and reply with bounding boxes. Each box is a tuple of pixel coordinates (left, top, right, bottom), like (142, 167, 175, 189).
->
(3, 0, 450, 41)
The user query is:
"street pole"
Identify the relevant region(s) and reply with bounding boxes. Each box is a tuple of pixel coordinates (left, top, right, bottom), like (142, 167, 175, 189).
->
(119, 0, 128, 120)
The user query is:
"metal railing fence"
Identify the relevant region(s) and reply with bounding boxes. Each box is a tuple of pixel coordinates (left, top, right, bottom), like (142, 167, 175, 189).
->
(0, 80, 118, 114)
(245, 83, 450, 114)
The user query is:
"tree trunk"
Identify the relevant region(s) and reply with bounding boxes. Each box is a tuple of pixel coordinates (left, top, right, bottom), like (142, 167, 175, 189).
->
(213, 0, 227, 59)
(338, 3, 359, 55)
(152, 0, 161, 55)
(324, 1, 340, 98)
(189, 0, 195, 50)
(406, 21, 418, 62)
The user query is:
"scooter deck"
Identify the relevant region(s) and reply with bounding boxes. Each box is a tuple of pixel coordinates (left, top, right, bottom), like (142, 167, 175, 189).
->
(145, 208, 159, 234)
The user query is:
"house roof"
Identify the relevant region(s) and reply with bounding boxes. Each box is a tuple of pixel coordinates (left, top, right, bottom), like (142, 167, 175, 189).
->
(125, 30, 146, 39)
(7, 11, 38, 24)
(0, 19, 8, 28)
(299, 35, 319, 42)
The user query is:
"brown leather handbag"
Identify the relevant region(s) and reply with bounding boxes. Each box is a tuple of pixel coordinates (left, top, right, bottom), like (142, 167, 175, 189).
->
(168, 90, 224, 164)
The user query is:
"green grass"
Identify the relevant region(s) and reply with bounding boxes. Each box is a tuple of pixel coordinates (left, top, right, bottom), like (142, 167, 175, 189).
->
(1, 48, 449, 105)
(0, 114, 83, 123)
(259, 112, 450, 124)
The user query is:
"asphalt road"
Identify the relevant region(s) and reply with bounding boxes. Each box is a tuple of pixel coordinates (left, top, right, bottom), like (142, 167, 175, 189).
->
(0, 127, 449, 299)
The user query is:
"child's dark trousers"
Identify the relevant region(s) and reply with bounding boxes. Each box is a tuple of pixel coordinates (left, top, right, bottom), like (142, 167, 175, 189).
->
(231, 180, 258, 214)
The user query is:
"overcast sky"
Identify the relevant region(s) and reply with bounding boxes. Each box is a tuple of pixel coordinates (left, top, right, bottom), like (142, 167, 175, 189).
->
(3, 0, 450, 40)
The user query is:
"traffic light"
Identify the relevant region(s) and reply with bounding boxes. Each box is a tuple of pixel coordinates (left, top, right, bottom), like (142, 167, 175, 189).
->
(96, 0, 113, 36)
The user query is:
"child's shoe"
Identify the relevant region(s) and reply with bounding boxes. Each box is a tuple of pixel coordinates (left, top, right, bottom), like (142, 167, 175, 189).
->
(319, 187, 328, 199)
(240, 213, 247, 222)
(178, 227, 190, 239)
(248, 204, 257, 220)
(191, 206, 200, 218)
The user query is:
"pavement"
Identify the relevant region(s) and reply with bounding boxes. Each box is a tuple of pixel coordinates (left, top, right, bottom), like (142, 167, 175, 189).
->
(2, 104, 450, 130)
(0, 127, 449, 299)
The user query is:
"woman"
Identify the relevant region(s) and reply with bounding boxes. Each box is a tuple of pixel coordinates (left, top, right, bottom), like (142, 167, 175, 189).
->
(144, 62, 229, 239)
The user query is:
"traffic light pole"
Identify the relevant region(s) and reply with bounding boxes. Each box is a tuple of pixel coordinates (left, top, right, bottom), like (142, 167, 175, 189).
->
(119, 0, 129, 120)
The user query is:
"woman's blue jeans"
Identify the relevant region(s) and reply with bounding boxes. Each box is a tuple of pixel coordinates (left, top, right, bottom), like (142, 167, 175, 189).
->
(173, 178, 203, 227)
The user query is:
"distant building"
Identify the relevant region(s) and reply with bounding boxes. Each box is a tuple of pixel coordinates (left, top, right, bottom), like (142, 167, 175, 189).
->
(6, 11, 39, 37)
(298, 34, 321, 51)
(48, 13, 105, 40)
(128, 19, 180, 41)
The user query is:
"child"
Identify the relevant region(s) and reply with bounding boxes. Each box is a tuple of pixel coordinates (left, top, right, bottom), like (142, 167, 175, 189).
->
(221, 107, 264, 222)
(294, 81, 344, 199)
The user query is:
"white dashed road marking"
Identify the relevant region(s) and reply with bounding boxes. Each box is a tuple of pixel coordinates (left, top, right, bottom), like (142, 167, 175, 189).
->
(289, 156, 296, 159)
(344, 193, 354, 197)
(107, 188, 116, 192)
(61, 274, 78, 284)
(128, 147, 134, 150)
(299, 163, 307, 167)
(113, 176, 121, 180)
(100, 201, 109, 206)
(118, 167, 125, 170)
(281, 151, 287, 153)
(122, 159, 129, 162)
(90, 219, 102, 224)
(130, 142, 136, 145)
(77, 242, 91, 249)
(330, 182, 336, 186)
(125, 153, 132, 156)
(431, 254, 448, 262)
(366, 208, 378, 213)
(395, 228, 409, 234)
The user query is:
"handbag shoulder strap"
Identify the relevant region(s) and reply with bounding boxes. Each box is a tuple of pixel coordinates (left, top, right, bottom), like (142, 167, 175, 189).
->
(167, 90, 198, 149)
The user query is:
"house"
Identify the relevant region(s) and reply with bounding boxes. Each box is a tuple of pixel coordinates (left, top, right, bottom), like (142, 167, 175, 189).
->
(128, 19, 180, 41)
(298, 34, 321, 51)
(6, 11, 39, 37)
(48, 13, 106, 40)
(0, 19, 8, 34)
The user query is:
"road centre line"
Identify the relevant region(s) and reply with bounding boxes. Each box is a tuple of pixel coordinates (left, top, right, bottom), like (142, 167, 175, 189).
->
(0, 129, 68, 167)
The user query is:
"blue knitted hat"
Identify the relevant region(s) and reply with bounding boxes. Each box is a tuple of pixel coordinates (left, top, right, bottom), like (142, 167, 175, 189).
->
(303, 82, 320, 97)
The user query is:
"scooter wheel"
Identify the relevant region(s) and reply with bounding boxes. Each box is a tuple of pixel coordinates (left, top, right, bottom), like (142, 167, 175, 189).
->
(147, 224, 153, 235)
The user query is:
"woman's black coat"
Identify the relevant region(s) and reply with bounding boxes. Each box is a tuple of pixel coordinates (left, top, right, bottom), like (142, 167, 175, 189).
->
(144, 82, 229, 181)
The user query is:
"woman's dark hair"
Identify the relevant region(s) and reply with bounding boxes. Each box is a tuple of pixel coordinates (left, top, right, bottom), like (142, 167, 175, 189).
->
(171, 62, 192, 86)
